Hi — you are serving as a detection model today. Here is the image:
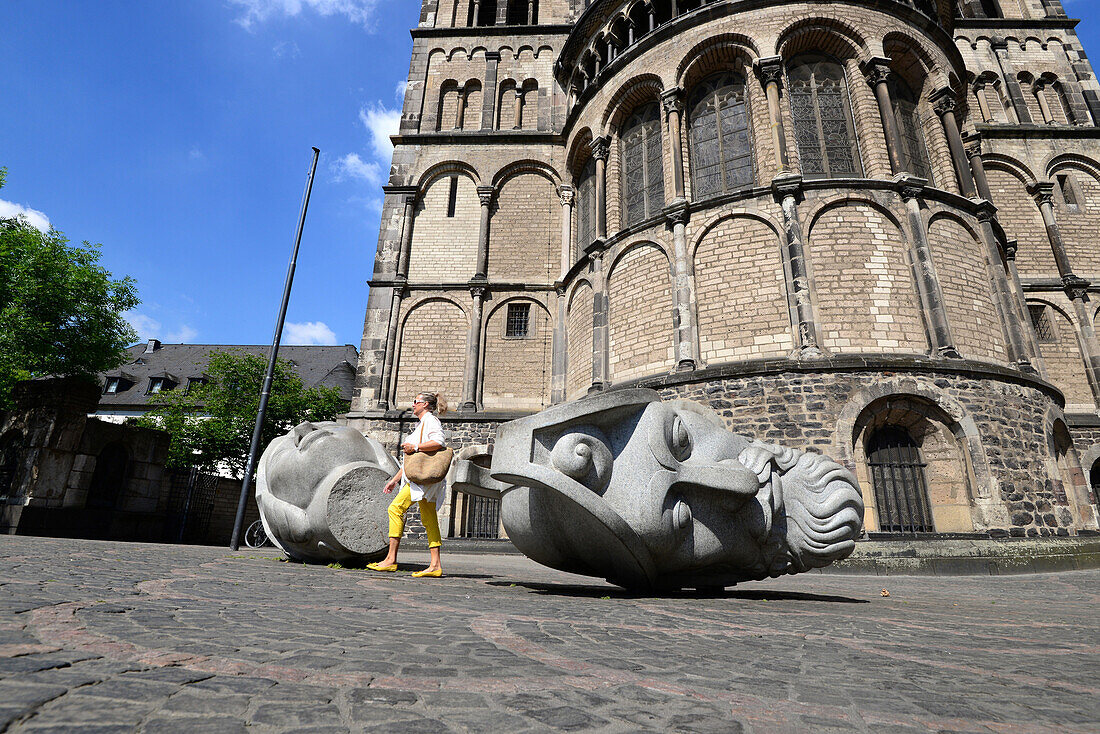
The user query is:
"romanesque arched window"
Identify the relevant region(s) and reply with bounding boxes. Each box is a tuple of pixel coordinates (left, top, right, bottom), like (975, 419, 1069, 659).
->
(576, 156, 597, 252)
(688, 71, 753, 199)
(867, 426, 935, 533)
(788, 55, 863, 179)
(621, 101, 665, 225)
(507, 0, 537, 25)
(0, 431, 23, 497)
(892, 77, 932, 182)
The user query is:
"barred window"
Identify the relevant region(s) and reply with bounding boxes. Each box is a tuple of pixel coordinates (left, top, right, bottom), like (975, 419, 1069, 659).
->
(867, 426, 934, 533)
(688, 71, 754, 199)
(576, 156, 597, 252)
(1029, 304, 1056, 343)
(505, 302, 531, 338)
(892, 77, 932, 182)
(621, 101, 665, 225)
(788, 55, 862, 179)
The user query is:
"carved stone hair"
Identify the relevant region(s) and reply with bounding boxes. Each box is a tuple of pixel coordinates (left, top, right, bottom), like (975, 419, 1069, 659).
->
(417, 392, 448, 415)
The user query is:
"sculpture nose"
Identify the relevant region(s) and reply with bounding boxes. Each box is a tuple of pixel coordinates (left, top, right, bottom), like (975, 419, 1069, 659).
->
(668, 460, 759, 508)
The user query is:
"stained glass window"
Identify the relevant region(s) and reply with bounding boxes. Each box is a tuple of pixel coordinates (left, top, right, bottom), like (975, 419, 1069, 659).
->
(621, 102, 665, 225)
(892, 77, 932, 182)
(576, 156, 596, 252)
(788, 55, 863, 179)
(688, 72, 754, 199)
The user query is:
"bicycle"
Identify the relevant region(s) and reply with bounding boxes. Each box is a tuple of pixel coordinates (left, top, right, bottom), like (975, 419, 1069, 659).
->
(244, 519, 271, 548)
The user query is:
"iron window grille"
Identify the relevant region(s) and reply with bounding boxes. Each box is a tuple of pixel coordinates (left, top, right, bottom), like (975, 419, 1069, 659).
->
(867, 426, 935, 533)
(1029, 304, 1056, 343)
(505, 303, 531, 338)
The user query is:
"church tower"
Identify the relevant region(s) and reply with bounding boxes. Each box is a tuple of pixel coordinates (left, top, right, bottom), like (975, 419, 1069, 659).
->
(348, 0, 1100, 539)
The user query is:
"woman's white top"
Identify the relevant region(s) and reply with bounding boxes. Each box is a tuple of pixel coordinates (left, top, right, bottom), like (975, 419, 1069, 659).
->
(402, 412, 448, 506)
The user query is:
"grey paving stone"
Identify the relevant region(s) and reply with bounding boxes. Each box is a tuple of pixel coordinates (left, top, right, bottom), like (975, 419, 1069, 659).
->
(140, 716, 247, 734)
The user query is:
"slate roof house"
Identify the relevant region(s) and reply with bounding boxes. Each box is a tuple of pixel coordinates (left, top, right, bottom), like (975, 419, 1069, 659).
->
(95, 340, 360, 421)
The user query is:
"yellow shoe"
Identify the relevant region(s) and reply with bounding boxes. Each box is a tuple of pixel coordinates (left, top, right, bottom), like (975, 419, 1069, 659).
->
(367, 562, 398, 572)
(411, 568, 442, 578)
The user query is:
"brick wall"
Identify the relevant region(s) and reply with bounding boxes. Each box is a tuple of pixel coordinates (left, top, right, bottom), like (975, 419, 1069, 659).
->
(608, 243, 674, 381)
(986, 168, 1056, 279)
(1054, 169, 1100, 278)
(927, 216, 1009, 365)
(395, 298, 469, 409)
(566, 282, 594, 399)
(694, 216, 792, 363)
(1029, 297, 1096, 411)
(408, 175, 481, 282)
(489, 174, 559, 283)
(482, 297, 553, 410)
(808, 204, 927, 354)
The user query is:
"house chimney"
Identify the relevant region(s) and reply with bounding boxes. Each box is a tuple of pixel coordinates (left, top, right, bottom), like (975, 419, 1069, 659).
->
(145, 339, 162, 354)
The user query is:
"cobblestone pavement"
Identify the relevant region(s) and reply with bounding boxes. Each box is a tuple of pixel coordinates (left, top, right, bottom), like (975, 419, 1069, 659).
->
(0, 537, 1096, 733)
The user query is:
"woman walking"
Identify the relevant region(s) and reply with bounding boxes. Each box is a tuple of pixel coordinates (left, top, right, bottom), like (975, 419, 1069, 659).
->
(368, 392, 448, 577)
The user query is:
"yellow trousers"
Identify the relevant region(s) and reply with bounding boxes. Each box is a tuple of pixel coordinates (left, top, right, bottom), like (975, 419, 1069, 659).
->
(388, 483, 442, 548)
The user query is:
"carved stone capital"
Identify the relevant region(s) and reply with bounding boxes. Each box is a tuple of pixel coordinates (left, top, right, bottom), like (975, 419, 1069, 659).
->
(404, 193, 420, 208)
(930, 87, 957, 118)
(771, 172, 803, 201)
(477, 186, 496, 206)
(963, 132, 983, 159)
(469, 284, 488, 299)
(1063, 274, 1091, 301)
(585, 237, 607, 260)
(660, 87, 684, 117)
(1003, 239, 1018, 260)
(1027, 181, 1055, 207)
(861, 57, 893, 87)
(558, 185, 575, 207)
(485, 51, 501, 62)
(590, 136, 611, 162)
(974, 199, 998, 223)
(896, 174, 928, 201)
(990, 38, 1009, 52)
(754, 55, 785, 88)
(665, 202, 690, 227)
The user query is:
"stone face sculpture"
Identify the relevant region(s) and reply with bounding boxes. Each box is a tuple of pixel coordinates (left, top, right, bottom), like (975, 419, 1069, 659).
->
(256, 421, 399, 563)
(490, 389, 864, 590)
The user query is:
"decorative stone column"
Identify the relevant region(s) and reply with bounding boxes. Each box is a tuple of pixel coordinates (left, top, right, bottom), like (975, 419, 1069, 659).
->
(550, 286, 567, 405)
(378, 192, 418, 410)
(661, 87, 687, 200)
(460, 286, 486, 412)
(1003, 239, 1046, 370)
(558, 185, 574, 277)
(964, 134, 993, 201)
(475, 185, 495, 279)
(863, 57, 907, 175)
(455, 85, 468, 130)
(772, 174, 821, 356)
(512, 88, 524, 129)
(898, 176, 961, 358)
(1033, 83, 1055, 124)
(991, 39, 1034, 124)
(589, 245, 610, 392)
(646, 1, 656, 32)
(754, 56, 791, 173)
(1028, 182, 1100, 398)
(667, 204, 698, 371)
(931, 88, 978, 198)
(975, 202, 1036, 373)
(591, 136, 610, 239)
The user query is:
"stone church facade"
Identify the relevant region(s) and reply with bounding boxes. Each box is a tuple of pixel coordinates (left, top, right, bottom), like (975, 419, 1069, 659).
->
(346, 0, 1100, 539)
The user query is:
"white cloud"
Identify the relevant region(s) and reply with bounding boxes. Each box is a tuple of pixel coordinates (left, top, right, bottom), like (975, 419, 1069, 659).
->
(395, 80, 408, 102)
(127, 312, 198, 344)
(284, 321, 337, 345)
(0, 199, 51, 232)
(331, 152, 382, 186)
(358, 102, 401, 160)
(273, 40, 302, 58)
(230, 0, 380, 30)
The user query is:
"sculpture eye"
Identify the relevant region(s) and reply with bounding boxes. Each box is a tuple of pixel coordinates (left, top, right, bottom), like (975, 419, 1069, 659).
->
(669, 416, 692, 462)
(550, 429, 613, 494)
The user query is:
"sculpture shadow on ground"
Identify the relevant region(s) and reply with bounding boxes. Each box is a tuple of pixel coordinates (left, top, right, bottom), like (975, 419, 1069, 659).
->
(486, 580, 869, 604)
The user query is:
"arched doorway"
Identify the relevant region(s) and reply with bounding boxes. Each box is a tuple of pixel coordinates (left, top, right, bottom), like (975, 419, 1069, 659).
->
(87, 443, 129, 510)
(1091, 458, 1100, 507)
(0, 431, 24, 497)
(867, 426, 936, 533)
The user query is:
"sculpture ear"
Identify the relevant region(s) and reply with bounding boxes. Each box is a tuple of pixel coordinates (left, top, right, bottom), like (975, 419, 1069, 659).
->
(549, 426, 614, 494)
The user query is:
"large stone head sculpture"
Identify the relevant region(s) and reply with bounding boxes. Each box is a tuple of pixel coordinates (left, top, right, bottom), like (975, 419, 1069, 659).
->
(491, 389, 863, 590)
(256, 421, 399, 563)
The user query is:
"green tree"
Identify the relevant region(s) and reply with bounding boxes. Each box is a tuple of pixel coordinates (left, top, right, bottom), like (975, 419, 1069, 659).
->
(137, 350, 346, 477)
(0, 170, 139, 406)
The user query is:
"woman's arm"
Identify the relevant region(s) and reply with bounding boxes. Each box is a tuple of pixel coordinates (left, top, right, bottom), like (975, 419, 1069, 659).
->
(384, 467, 404, 493)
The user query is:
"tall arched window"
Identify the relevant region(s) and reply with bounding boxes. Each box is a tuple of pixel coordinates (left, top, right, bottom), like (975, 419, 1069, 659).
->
(576, 156, 597, 253)
(0, 431, 23, 497)
(788, 55, 863, 179)
(892, 77, 932, 182)
(867, 426, 935, 533)
(621, 101, 665, 225)
(688, 71, 754, 198)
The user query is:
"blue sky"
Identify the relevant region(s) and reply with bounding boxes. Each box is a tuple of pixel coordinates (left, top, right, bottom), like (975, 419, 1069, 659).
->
(1, 1, 1097, 348)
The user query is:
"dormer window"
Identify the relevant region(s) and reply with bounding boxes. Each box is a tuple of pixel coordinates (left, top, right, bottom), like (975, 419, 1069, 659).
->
(148, 378, 166, 394)
(187, 377, 207, 393)
(104, 378, 121, 394)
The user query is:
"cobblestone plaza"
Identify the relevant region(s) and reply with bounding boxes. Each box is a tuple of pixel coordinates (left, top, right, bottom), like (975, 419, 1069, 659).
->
(0, 536, 1096, 732)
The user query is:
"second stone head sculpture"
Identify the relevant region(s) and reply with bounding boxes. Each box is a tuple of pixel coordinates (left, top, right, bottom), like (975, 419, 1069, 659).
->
(490, 389, 864, 590)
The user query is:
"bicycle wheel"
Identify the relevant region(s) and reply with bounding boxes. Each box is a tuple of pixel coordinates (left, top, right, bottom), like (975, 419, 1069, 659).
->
(244, 519, 269, 548)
